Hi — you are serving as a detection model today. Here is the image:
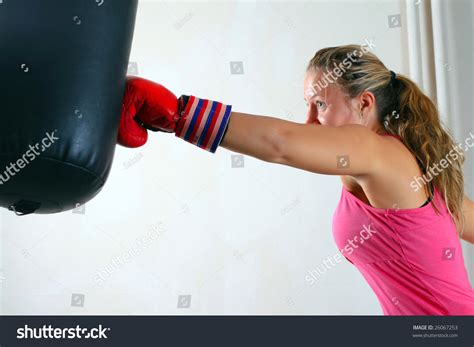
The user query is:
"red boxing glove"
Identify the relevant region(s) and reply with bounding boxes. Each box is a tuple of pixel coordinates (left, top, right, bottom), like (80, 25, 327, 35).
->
(117, 76, 232, 152)
(117, 76, 179, 148)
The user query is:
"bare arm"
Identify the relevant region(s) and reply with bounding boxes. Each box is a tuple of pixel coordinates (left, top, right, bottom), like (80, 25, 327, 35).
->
(220, 112, 474, 243)
(220, 112, 383, 176)
(461, 196, 474, 244)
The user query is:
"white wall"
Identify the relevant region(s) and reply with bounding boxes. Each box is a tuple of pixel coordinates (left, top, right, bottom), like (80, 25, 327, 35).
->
(429, 0, 474, 284)
(1, 0, 469, 315)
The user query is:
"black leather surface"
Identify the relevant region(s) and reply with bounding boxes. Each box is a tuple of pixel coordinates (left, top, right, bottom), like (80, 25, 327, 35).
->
(0, 0, 138, 214)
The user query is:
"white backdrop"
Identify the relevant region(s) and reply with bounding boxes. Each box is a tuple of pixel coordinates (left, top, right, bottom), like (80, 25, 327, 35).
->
(0, 0, 471, 315)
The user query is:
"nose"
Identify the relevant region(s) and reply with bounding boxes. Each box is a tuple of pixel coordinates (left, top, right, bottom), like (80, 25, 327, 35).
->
(305, 104, 319, 124)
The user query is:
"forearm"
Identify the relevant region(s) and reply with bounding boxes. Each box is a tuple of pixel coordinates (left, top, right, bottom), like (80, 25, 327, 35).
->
(220, 112, 290, 163)
(118, 82, 296, 162)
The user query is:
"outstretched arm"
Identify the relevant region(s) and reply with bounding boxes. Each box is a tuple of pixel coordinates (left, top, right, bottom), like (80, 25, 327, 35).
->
(221, 111, 383, 177)
(117, 77, 383, 177)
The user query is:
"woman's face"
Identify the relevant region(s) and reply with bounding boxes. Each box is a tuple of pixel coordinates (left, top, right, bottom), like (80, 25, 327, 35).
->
(303, 69, 360, 126)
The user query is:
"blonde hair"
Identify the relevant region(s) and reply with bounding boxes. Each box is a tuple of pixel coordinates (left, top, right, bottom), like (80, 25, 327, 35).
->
(307, 44, 465, 235)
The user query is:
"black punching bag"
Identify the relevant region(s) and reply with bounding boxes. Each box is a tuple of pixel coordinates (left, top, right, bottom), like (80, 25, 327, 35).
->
(0, 0, 138, 215)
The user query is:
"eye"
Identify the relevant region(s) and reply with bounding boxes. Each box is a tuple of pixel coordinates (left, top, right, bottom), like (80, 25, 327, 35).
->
(316, 101, 326, 109)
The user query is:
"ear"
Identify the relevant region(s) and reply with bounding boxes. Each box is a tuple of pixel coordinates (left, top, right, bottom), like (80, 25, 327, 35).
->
(359, 90, 376, 114)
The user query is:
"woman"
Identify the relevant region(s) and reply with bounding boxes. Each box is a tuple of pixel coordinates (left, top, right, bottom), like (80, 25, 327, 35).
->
(118, 44, 474, 315)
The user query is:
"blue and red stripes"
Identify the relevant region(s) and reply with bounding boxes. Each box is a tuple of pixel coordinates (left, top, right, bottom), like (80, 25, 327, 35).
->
(175, 95, 232, 153)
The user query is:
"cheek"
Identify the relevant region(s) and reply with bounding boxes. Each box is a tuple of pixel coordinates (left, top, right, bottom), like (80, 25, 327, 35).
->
(323, 104, 355, 126)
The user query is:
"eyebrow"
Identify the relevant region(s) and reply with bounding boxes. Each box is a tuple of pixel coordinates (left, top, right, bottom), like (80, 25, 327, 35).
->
(304, 95, 325, 102)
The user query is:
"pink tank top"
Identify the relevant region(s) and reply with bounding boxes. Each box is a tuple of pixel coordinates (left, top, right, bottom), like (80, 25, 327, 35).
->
(332, 134, 474, 315)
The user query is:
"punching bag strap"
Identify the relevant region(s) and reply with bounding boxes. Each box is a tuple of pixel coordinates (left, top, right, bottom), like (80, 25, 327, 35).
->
(8, 200, 41, 216)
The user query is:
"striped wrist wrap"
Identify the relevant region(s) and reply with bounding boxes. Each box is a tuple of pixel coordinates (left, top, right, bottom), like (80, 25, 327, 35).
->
(175, 95, 232, 153)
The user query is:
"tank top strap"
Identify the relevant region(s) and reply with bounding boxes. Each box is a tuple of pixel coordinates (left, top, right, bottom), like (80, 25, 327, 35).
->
(380, 133, 401, 140)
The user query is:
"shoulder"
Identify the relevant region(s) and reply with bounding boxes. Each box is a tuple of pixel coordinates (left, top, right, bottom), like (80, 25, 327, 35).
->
(275, 123, 406, 177)
(352, 132, 429, 208)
